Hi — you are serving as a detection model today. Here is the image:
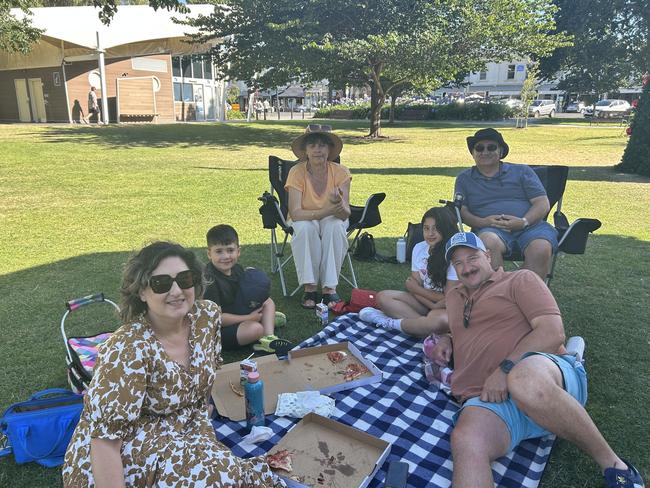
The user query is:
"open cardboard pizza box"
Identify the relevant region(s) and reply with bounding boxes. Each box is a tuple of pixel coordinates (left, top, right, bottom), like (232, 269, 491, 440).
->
(268, 412, 391, 488)
(212, 342, 382, 421)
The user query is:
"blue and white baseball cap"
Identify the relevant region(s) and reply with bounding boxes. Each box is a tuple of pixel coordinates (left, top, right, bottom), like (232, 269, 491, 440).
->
(445, 232, 487, 262)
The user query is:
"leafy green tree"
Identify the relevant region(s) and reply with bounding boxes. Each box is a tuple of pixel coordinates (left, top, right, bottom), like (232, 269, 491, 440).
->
(617, 74, 650, 176)
(186, 0, 569, 137)
(515, 62, 540, 128)
(1, 1, 42, 53)
(540, 0, 650, 96)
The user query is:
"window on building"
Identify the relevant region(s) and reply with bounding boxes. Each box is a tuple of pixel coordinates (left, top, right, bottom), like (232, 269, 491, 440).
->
(192, 57, 203, 79)
(173, 82, 194, 102)
(172, 57, 181, 77)
(182, 57, 192, 78)
(182, 83, 193, 102)
(479, 71, 487, 81)
(507, 64, 516, 80)
(203, 57, 213, 80)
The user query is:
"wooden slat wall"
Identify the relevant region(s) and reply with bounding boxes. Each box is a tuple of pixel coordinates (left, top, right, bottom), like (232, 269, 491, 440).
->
(65, 54, 174, 123)
(118, 78, 156, 116)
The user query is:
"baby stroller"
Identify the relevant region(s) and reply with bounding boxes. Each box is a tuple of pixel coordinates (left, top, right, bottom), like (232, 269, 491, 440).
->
(60, 293, 120, 394)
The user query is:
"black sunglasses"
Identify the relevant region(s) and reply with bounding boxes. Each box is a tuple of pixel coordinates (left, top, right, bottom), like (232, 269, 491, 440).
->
(474, 143, 498, 153)
(463, 297, 473, 328)
(307, 123, 332, 132)
(149, 270, 197, 294)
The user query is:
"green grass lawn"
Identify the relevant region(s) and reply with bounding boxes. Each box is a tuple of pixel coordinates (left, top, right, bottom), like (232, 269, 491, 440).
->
(0, 120, 648, 487)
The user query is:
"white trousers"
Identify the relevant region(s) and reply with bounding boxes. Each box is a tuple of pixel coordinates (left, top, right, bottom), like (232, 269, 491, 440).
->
(290, 216, 349, 288)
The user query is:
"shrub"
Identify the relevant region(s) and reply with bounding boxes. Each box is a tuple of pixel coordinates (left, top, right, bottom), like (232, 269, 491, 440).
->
(315, 101, 511, 121)
(616, 78, 650, 176)
(226, 109, 246, 120)
(430, 102, 512, 120)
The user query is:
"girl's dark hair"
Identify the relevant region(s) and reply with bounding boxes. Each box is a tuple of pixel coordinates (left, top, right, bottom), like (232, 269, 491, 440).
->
(120, 241, 204, 322)
(424, 207, 458, 289)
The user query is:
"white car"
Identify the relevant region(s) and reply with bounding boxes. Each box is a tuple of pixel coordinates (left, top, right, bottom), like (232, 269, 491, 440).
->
(528, 100, 556, 118)
(593, 99, 631, 118)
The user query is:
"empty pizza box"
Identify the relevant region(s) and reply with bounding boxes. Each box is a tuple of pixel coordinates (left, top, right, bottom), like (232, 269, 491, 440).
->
(211, 342, 383, 421)
(268, 412, 391, 488)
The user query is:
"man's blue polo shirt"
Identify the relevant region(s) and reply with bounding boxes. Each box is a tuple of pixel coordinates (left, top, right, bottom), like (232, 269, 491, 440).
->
(454, 162, 546, 218)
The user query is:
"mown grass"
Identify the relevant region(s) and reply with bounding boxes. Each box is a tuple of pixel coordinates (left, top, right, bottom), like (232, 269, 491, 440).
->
(0, 120, 648, 487)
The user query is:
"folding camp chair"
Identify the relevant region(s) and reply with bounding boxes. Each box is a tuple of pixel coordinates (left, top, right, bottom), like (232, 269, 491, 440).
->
(258, 155, 386, 297)
(441, 165, 601, 285)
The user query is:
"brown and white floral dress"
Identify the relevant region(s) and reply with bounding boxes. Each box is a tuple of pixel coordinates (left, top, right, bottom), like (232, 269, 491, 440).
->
(62, 300, 283, 487)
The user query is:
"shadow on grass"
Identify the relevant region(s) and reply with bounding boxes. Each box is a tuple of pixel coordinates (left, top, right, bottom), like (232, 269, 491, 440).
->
(30, 120, 503, 152)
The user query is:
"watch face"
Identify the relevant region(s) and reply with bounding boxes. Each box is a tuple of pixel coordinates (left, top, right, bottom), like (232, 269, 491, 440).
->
(500, 359, 515, 374)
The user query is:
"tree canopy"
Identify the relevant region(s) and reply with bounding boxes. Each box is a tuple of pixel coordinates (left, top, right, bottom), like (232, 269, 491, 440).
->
(186, 0, 569, 136)
(539, 0, 650, 97)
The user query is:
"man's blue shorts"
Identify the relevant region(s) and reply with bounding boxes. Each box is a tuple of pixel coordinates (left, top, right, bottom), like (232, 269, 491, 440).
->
(453, 352, 588, 453)
(477, 221, 558, 257)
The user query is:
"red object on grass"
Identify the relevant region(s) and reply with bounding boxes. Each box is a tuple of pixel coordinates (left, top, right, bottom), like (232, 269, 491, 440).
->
(626, 127, 632, 136)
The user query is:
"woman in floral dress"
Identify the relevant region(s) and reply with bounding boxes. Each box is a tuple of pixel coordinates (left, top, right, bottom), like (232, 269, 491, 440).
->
(63, 241, 283, 487)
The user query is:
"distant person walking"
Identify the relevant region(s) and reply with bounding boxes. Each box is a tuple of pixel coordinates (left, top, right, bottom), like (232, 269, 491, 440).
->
(88, 86, 100, 123)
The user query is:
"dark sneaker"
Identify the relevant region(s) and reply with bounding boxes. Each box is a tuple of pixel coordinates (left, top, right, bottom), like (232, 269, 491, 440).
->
(604, 459, 645, 488)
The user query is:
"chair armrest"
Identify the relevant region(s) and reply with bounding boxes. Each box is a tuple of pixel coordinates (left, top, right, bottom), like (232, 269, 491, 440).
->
(258, 192, 292, 233)
(557, 218, 602, 255)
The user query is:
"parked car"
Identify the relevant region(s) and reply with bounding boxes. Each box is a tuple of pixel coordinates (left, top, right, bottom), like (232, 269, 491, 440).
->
(504, 98, 523, 110)
(528, 99, 556, 118)
(566, 101, 587, 113)
(593, 99, 631, 118)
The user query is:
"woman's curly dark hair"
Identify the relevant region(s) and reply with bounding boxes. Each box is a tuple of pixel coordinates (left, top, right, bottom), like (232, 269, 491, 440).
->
(120, 241, 204, 322)
(424, 207, 458, 289)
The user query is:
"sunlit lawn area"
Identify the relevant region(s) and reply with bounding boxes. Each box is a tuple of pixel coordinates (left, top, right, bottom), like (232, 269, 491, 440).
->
(0, 120, 648, 487)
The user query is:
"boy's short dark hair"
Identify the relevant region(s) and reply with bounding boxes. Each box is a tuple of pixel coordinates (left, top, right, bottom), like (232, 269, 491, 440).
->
(206, 224, 239, 247)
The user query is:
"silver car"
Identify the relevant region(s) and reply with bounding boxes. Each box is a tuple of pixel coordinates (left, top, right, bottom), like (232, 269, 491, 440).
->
(528, 100, 556, 118)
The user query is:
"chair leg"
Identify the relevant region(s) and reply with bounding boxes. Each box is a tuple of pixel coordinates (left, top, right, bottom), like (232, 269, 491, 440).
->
(545, 252, 559, 286)
(338, 252, 358, 289)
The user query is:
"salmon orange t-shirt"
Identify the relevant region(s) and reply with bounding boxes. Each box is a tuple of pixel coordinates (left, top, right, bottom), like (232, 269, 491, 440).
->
(284, 161, 351, 211)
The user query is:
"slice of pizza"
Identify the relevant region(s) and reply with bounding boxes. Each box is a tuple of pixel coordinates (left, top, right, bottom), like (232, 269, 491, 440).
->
(343, 363, 369, 381)
(326, 351, 348, 364)
(266, 449, 293, 472)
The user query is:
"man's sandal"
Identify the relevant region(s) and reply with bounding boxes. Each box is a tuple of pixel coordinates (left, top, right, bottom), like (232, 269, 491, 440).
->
(252, 335, 293, 354)
(321, 293, 342, 309)
(301, 291, 318, 309)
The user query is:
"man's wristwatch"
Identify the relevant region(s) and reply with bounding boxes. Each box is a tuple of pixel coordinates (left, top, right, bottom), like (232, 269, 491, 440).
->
(499, 359, 516, 374)
(521, 217, 530, 229)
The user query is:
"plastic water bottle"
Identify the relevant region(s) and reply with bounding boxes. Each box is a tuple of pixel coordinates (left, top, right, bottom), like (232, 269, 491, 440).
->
(566, 336, 585, 363)
(245, 371, 265, 429)
(396, 237, 407, 263)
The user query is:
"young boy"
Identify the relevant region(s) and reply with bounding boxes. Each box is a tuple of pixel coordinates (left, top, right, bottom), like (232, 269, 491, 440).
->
(204, 224, 288, 352)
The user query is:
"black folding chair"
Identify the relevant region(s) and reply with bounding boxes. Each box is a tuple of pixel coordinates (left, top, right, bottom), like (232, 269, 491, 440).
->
(258, 156, 386, 296)
(442, 165, 601, 285)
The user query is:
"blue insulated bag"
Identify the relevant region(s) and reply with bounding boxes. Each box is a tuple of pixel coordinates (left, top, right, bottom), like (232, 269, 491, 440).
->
(0, 388, 83, 467)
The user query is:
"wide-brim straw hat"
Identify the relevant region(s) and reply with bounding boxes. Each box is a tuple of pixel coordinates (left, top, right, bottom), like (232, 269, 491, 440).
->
(466, 127, 509, 158)
(291, 124, 343, 161)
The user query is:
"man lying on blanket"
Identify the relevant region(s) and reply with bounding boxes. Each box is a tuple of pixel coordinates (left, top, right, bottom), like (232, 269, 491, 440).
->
(428, 231, 644, 488)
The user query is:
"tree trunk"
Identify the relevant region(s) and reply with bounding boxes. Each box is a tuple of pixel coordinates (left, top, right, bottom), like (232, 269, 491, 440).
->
(368, 82, 386, 138)
(389, 94, 396, 124)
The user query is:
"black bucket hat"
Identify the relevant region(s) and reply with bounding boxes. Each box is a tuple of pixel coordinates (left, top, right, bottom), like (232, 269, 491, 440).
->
(466, 128, 509, 158)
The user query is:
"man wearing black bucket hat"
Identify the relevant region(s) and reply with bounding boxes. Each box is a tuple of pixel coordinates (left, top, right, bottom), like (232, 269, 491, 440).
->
(453, 128, 557, 279)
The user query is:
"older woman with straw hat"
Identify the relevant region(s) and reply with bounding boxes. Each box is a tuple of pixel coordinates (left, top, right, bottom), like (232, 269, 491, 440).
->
(285, 124, 351, 309)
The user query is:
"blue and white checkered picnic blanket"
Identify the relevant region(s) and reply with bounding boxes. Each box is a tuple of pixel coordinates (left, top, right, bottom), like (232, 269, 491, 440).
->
(213, 314, 555, 487)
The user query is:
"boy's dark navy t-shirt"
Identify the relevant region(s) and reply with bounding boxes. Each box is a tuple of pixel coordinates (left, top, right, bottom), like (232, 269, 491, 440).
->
(203, 262, 244, 313)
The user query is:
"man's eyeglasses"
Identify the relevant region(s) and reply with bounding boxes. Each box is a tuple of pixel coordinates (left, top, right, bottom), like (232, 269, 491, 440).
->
(474, 143, 498, 153)
(463, 297, 473, 328)
(149, 270, 198, 294)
